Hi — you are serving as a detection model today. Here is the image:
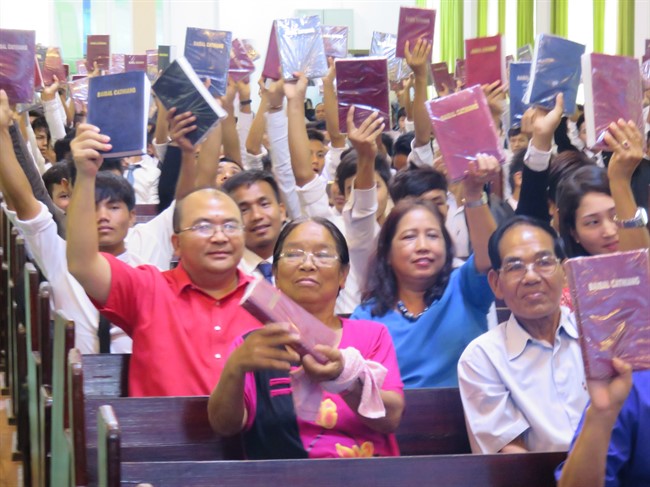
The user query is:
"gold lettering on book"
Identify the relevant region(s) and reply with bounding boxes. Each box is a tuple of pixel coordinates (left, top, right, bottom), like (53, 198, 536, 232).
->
(470, 45, 497, 54)
(206, 42, 224, 49)
(516, 75, 529, 81)
(587, 276, 640, 292)
(90, 42, 108, 46)
(1, 44, 28, 51)
(407, 16, 430, 24)
(193, 41, 207, 47)
(96, 87, 137, 98)
(439, 102, 479, 121)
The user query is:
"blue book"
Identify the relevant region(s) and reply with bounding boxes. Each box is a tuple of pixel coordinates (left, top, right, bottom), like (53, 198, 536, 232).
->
(509, 61, 531, 128)
(184, 27, 232, 97)
(152, 57, 227, 146)
(87, 71, 150, 158)
(523, 34, 585, 115)
(275, 16, 328, 80)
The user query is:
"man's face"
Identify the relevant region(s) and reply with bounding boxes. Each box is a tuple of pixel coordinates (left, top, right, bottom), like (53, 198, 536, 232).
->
(509, 133, 529, 152)
(578, 123, 587, 146)
(309, 139, 327, 174)
(314, 103, 326, 121)
(419, 188, 449, 220)
(35, 128, 49, 158)
(489, 225, 564, 326)
(216, 161, 243, 187)
(51, 181, 71, 212)
(229, 181, 286, 259)
(95, 199, 134, 255)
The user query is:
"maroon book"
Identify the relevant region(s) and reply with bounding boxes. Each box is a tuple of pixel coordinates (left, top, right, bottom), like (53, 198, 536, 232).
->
(241, 39, 259, 61)
(43, 47, 66, 85)
(125, 54, 147, 72)
(582, 53, 643, 151)
(455, 58, 466, 87)
(396, 6, 436, 58)
(240, 278, 337, 364)
(426, 85, 505, 182)
(321, 25, 348, 58)
(262, 22, 281, 80)
(645, 39, 650, 55)
(564, 249, 650, 380)
(335, 57, 390, 134)
(465, 34, 505, 87)
(63, 63, 69, 80)
(33, 56, 43, 92)
(430, 61, 454, 94)
(229, 38, 255, 82)
(86, 34, 110, 71)
(0, 29, 36, 103)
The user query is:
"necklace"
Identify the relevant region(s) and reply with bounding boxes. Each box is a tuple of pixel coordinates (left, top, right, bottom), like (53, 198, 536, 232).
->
(396, 300, 429, 322)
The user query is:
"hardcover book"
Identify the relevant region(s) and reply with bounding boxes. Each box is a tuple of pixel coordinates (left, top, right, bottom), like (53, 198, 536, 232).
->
(517, 44, 533, 61)
(262, 22, 281, 80)
(87, 71, 150, 158)
(645, 39, 650, 55)
(564, 249, 650, 380)
(275, 15, 328, 80)
(33, 56, 43, 92)
(396, 6, 436, 58)
(241, 39, 260, 61)
(125, 54, 147, 72)
(582, 53, 644, 151)
(335, 57, 390, 134)
(228, 38, 255, 82)
(370, 31, 411, 82)
(0, 29, 36, 103)
(108, 53, 125, 74)
(321, 25, 348, 59)
(158, 45, 171, 71)
(69, 76, 89, 112)
(146, 49, 158, 80)
(431, 61, 455, 95)
(240, 278, 337, 364)
(523, 34, 585, 115)
(152, 56, 228, 146)
(426, 85, 506, 182)
(86, 35, 110, 71)
(509, 61, 531, 128)
(43, 47, 66, 85)
(465, 34, 505, 87)
(184, 27, 232, 97)
(35, 44, 48, 70)
(455, 58, 466, 87)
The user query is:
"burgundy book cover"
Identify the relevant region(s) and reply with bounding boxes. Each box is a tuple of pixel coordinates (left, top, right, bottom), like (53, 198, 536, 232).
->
(262, 22, 281, 80)
(43, 47, 66, 85)
(426, 85, 505, 182)
(564, 249, 650, 380)
(455, 58, 466, 87)
(321, 25, 348, 58)
(229, 38, 255, 82)
(63, 63, 69, 80)
(240, 278, 337, 363)
(335, 57, 390, 134)
(0, 29, 36, 103)
(646, 39, 650, 55)
(582, 53, 643, 152)
(396, 6, 436, 58)
(241, 39, 260, 61)
(125, 54, 147, 72)
(431, 61, 454, 94)
(33, 56, 43, 92)
(465, 34, 505, 87)
(86, 34, 110, 71)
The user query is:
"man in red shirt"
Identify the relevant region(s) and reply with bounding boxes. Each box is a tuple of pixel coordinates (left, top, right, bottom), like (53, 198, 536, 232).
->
(67, 122, 261, 396)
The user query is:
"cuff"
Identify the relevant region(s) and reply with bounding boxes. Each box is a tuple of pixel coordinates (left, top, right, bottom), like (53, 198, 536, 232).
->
(524, 140, 552, 172)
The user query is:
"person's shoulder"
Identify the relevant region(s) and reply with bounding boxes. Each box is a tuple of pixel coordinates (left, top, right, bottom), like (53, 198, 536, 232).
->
(459, 321, 507, 362)
(342, 317, 389, 334)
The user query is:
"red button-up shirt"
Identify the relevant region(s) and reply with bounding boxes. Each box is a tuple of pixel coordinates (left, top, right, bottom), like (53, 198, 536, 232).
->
(94, 253, 261, 397)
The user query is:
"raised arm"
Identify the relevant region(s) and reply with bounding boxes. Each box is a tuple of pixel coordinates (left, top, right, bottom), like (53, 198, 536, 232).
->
(220, 79, 241, 164)
(67, 124, 112, 304)
(245, 78, 268, 157)
(322, 59, 346, 148)
(285, 73, 315, 187)
(404, 40, 432, 148)
(41, 76, 67, 144)
(153, 96, 170, 160)
(347, 107, 385, 191)
(195, 122, 223, 189)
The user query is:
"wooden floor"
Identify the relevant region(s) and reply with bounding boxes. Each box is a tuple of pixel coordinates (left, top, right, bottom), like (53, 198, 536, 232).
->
(0, 381, 22, 487)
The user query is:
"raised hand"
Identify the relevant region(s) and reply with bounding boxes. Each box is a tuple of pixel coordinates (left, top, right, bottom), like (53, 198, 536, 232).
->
(42, 75, 61, 101)
(284, 72, 308, 102)
(404, 39, 432, 78)
(0, 90, 14, 129)
(301, 345, 344, 383)
(521, 93, 564, 151)
(220, 77, 238, 113)
(265, 77, 285, 109)
(463, 153, 501, 199)
(167, 107, 197, 153)
(228, 324, 301, 374)
(322, 57, 336, 85)
(346, 107, 385, 160)
(588, 358, 633, 416)
(605, 119, 644, 182)
(70, 123, 111, 177)
(482, 80, 508, 119)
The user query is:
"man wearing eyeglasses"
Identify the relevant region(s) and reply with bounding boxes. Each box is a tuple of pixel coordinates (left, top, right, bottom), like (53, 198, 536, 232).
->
(457, 216, 589, 454)
(67, 124, 261, 397)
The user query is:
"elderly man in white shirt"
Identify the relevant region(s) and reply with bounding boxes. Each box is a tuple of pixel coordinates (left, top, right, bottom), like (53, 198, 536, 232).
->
(458, 216, 588, 454)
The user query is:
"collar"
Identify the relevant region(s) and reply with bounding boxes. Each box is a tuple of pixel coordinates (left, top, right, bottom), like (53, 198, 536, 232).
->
(239, 248, 274, 273)
(168, 262, 253, 299)
(505, 307, 577, 361)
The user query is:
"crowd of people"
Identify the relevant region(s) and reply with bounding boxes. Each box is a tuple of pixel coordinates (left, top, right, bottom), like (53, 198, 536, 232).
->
(1, 34, 649, 485)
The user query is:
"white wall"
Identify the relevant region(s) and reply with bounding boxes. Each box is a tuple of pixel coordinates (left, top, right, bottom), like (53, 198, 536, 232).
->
(0, 0, 54, 45)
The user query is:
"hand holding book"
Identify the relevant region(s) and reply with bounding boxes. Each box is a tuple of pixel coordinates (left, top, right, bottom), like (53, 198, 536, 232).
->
(462, 154, 500, 199)
(587, 357, 633, 417)
(301, 344, 344, 383)
(230, 324, 302, 374)
(167, 108, 197, 153)
(522, 92, 564, 152)
(346, 107, 385, 162)
(604, 120, 644, 182)
(404, 39, 432, 79)
(70, 124, 112, 177)
(283, 71, 308, 102)
(41, 75, 61, 102)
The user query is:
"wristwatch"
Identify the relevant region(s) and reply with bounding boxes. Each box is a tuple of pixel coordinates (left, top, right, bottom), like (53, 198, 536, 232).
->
(614, 207, 648, 229)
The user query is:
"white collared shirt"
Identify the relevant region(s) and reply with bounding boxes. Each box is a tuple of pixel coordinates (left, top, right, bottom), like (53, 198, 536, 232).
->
(125, 154, 161, 204)
(458, 307, 589, 453)
(238, 248, 274, 283)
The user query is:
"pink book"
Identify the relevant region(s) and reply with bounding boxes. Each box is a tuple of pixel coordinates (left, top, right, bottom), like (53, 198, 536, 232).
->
(564, 249, 650, 380)
(582, 53, 643, 151)
(430, 62, 454, 94)
(33, 56, 43, 92)
(426, 85, 505, 182)
(465, 34, 505, 87)
(240, 278, 337, 364)
(396, 6, 436, 58)
(86, 35, 110, 71)
(125, 54, 147, 72)
(43, 47, 66, 85)
(262, 22, 281, 80)
(229, 38, 255, 82)
(335, 57, 390, 134)
(146, 49, 158, 80)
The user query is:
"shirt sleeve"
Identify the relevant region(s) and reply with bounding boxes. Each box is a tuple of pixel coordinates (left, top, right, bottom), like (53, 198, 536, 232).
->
(296, 175, 331, 219)
(152, 137, 170, 162)
(226, 336, 258, 432)
(236, 111, 254, 164)
(321, 143, 346, 183)
(242, 150, 266, 171)
(458, 254, 495, 313)
(457, 342, 530, 453)
(407, 139, 435, 168)
(42, 97, 67, 143)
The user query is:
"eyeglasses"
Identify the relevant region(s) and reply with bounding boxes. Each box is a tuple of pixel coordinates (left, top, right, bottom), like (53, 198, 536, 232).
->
(278, 249, 339, 267)
(177, 222, 244, 238)
(499, 256, 560, 280)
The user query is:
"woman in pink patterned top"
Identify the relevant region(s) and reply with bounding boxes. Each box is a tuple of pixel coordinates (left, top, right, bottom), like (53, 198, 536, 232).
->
(208, 217, 405, 459)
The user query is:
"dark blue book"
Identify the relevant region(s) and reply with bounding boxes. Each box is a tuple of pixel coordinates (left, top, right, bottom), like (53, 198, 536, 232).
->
(184, 27, 232, 97)
(0, 29, 36, 104)
(152, 57, 227, 146)
(158, 45, 171, 71)
(509, 61, 531, 128)
(523, 34, 585, 115)
(87, 71, 150, 158)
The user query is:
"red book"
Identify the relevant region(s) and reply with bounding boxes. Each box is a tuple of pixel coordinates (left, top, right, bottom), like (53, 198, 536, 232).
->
(0, 29, 36, 103)
(430, 62, 454, 94)
(396, 6, 436, 58)
(125, 54, 147, 72)
(321, 25, 348, 58)
(564, 249, 650, 380)
(465, 34, 505, 87)
(86, 34, 110, 71)
(426, 85, 505, 182)
(229, 38, 255, 82)
(33, 56, 43, 92)
(43, 47, 66, 85)
(335, 57, 390, 134)
(262, 22, 281, 80)
(582, 53, 643, 151)
(63, 63, 69, 80)
(240, 278, 337, 364)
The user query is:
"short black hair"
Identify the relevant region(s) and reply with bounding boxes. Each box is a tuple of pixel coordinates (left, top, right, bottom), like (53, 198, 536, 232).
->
(507, 126, 526, 139)
(95, 172, 135, 211)
(393, 132, 415, 156)
(548, 150, 595, 203)
(507, 148, 526, 193)
(576, 114, 585, 131)
(31, 116, 51, 142)
(42, 162, 70, 197)
(335, 150, 392, 195)
(222, 169, 282, 204)
(307, 128, 325, 144)
(381, 133, 394, 157)
(54, 137, 73, 162)
(389, 167, 447, 203)
(488, 215, 566, 271)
